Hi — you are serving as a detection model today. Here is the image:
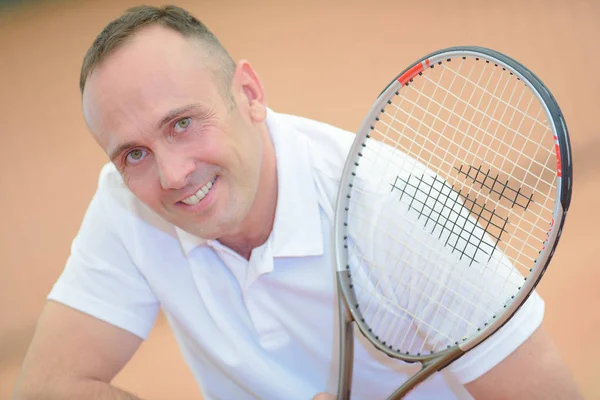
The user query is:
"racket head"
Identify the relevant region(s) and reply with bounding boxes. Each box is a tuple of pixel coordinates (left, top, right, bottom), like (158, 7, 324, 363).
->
(334, 46, 572, 363)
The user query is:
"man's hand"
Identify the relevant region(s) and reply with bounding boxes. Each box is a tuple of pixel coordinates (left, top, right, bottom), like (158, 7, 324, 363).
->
(312, 393, 336, 400)
(313, 393, 336, 400)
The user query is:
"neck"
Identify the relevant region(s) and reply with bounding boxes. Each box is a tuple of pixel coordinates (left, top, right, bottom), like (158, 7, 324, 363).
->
(219, 126, 278, 260)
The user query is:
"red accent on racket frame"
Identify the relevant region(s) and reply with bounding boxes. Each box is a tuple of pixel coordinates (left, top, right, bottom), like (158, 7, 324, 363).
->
(554, 136, 562, 177)
(398, 59, 431, 86)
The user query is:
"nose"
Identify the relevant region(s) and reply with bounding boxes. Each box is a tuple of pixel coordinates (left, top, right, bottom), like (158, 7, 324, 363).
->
(156, 150, 195, 190)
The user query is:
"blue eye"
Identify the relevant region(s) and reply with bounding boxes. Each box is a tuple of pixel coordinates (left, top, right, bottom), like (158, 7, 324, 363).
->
(174, 117, 191, 133)
(126, 149, 147, 164)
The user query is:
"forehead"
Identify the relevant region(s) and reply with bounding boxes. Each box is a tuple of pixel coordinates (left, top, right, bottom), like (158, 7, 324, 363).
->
(82, 25, 220, 137)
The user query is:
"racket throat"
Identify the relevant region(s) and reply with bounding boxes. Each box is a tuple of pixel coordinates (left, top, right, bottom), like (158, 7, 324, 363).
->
(387, 347, 464, 400)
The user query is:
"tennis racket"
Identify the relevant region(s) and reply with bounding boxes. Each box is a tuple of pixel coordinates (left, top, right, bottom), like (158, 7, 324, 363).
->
(334, 46, 573, 399)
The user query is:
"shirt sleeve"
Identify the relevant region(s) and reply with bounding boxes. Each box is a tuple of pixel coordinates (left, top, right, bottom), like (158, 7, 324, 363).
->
(48, 172, 160, 339)
(446, 290, 544, 384)
(348, 151, 547, 386)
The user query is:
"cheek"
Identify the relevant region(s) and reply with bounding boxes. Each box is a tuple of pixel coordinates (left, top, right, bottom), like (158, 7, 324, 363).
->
(124, 172, 163, 207)
(193, 131, 235, 168)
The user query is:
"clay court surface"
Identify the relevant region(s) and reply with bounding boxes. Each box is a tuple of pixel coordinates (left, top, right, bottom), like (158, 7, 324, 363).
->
(1, 0, 599, 398)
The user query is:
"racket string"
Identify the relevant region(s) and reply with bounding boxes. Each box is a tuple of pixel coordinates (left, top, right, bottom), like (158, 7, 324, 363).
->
(376, 100, 556, 195)
(347, 198, 519, 352)
(359, 132, 554, 256)
(344, 56, 558, 355)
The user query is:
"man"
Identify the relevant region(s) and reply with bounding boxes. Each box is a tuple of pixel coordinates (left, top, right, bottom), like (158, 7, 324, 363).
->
(13, 5, 582, 400)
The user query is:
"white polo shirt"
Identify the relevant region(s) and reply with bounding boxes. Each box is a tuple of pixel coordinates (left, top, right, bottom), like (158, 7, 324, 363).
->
(48, 108, 544, 399)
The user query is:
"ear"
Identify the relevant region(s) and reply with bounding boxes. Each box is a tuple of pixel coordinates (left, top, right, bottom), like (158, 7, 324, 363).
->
(232, 60, 267, 123)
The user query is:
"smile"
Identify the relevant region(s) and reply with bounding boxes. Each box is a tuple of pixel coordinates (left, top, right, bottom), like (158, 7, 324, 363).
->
(180, 177, 217, 205)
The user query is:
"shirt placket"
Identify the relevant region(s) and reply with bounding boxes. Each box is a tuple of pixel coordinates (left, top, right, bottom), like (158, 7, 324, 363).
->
(212, 239, 288, 351)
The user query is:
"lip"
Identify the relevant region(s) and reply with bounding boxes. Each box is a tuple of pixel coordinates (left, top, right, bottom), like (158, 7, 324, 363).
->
(176, 176, 219, 212)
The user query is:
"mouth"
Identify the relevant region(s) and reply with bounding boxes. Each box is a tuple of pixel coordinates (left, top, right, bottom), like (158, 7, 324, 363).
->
(179, 176, 217, 205)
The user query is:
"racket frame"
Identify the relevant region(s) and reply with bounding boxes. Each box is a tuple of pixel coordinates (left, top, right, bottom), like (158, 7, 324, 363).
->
(334, 46, 572, 399)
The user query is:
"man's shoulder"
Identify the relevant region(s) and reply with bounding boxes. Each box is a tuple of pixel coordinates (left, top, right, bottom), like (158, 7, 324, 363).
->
(94, 163, 167, 230)
(97, 162, 123, 188)
(95, 162, 138, 208)
(278, 112, 355, 147)
(275, 111, 355, 179)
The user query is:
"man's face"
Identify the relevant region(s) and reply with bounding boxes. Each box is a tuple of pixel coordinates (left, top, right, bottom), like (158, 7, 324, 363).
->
(82, 26, 268, 240)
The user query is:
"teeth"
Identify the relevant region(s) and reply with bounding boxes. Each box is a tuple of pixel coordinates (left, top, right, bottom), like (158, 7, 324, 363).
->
(181, 177, 216, 205)
(182, 195, 200, 205)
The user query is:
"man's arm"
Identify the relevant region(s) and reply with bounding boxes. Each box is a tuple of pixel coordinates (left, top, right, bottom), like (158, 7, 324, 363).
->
(465, 324, 583, 399)
(13, 300, 144, 400)
(312, 325, 582, 400)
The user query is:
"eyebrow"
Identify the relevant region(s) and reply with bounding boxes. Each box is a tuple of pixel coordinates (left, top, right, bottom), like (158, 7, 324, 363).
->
(108, 141, 138, 162)
(157, 103, 202, 129)
(108, 103, 203, 161)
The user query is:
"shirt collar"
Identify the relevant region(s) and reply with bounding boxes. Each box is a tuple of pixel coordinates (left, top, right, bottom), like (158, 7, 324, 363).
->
(175, 226, 207, 255)
(175, 108, 324, 258)
(268, 109, 324, 258)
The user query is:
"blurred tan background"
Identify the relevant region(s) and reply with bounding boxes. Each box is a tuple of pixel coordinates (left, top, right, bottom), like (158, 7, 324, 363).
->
(1, 0, 598, 398)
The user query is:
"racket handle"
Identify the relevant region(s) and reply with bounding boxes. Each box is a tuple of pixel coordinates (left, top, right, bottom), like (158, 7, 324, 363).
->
(336, 279, 354, 400)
